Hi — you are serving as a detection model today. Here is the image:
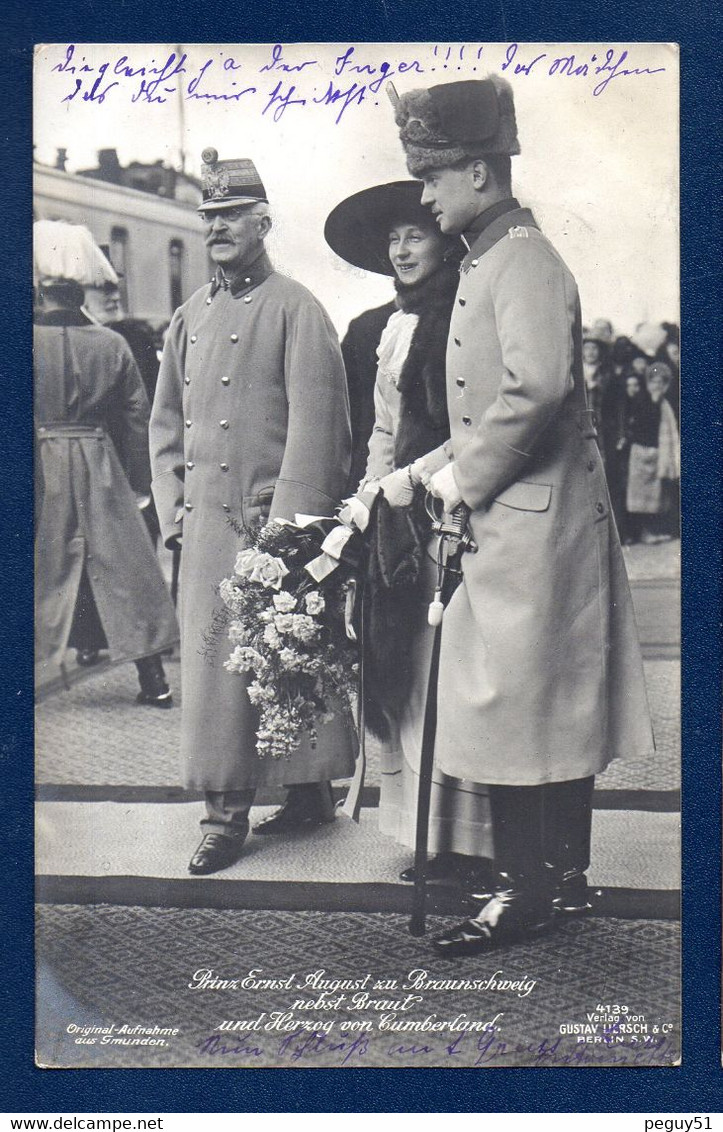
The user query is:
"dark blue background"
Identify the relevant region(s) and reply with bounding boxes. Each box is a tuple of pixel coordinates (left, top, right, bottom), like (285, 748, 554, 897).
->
(4, 2, 721, 1114)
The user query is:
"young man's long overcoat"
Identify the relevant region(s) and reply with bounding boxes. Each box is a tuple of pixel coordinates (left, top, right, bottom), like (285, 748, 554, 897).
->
(34, 313, 179, 669)
(434, 208, 655, 785)
(150, 259, 356, 792)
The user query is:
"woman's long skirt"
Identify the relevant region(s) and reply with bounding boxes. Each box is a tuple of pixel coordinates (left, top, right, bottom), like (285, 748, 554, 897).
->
(377, 547, 494, 858)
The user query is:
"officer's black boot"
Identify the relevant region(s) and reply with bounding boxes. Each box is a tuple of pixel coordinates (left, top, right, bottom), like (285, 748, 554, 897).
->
(543, 776, 595, 914)
(252, 782, 336, 835)
(432, 785, 555, 956)
(135, 654, 173, 708)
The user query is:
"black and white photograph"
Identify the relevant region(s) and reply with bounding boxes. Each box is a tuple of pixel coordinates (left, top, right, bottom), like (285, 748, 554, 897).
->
(33, 40, 680, 1069)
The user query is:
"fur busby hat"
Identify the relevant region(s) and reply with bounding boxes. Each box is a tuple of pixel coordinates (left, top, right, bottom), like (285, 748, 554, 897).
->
(198, 147, 268, 212)
(324, 180, 460, 276)
(390, 77, 520, 177)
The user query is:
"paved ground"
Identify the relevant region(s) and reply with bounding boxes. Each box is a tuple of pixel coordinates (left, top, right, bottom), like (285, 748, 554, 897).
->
(36, 906, 680, 1069)
(35, 655, 678, 793)
(34, 537, 681, 1070)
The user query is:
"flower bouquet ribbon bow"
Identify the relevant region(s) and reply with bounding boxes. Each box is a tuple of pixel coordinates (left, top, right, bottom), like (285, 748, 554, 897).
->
(220, 503, 378, 821)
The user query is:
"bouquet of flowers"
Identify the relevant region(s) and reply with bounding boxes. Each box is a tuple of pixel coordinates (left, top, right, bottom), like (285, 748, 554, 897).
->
(220, 518, 361, 760)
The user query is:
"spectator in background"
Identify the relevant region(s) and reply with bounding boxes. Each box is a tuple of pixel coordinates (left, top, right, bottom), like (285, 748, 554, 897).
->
(582, 334, 617, 475)
(34, 220, 178, 701)
(85, 277, 164, 546)
(625, 361, 680, 544)
(608, 372, 645, 544)
(590, 317, 614, 345)
(84, 281, 163, 404)
(657, 322, 680, 425)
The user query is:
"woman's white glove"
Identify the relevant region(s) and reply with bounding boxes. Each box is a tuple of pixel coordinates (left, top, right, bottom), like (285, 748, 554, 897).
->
(410, 444, 453, 486)
(378, 466, 416, 508)
(428, 463, 463, 512)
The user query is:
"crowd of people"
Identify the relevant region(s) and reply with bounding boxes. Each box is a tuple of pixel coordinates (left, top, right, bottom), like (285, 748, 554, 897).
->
(581, 318, 680, 545)
(35, 73, 674, 958)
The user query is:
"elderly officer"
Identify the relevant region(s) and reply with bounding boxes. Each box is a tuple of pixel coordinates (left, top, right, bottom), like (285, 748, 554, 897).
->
(150, 150, 355, 876)
(389, 78, 654, 953)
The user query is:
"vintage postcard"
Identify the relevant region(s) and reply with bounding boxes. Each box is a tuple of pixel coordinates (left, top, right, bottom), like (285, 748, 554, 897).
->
(34, 41, 680, 1069)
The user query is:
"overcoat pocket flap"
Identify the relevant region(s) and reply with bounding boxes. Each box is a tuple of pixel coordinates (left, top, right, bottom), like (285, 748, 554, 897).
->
(492, 481, 552, 512)
(242, 486, 275, 525)
(243, 486, 275, 508)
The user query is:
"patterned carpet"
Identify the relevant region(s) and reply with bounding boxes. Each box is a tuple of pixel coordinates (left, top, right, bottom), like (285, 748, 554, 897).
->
(36, 904, 680, 1070)
(36, 658, 679, 792)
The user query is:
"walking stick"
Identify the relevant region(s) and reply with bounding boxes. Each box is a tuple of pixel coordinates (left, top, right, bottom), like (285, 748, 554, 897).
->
(409, 500, 475, 936)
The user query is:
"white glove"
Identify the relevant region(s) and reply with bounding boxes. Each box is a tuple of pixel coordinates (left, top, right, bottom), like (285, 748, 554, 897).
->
(410, 444, 452, 485)
(428, 463, 463, 512)
(378, 466, 415, 508)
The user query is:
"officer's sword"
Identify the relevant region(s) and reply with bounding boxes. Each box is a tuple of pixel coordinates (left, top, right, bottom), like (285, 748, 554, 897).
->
(409, 500, 476, 936)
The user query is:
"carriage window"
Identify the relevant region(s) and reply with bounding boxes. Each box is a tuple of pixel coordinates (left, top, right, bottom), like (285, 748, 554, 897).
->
(169, 239, 185, 312)
(110, 227, 130, 311)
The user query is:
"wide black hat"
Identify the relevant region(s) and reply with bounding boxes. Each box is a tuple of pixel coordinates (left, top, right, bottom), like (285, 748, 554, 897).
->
(324, 180, 447, 276)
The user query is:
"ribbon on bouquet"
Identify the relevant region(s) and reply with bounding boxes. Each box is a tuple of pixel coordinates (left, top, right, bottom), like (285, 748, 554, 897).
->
(277, 494, 379, 822)
(292, 487, 379, 583)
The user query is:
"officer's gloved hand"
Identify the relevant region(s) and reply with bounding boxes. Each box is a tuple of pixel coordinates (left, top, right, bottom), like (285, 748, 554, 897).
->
(410, 446, 453, 488)
(378, 466, 416, 508)
(429, 463, 463, 513)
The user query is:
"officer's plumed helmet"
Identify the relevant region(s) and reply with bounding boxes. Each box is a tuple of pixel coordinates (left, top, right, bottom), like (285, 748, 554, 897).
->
(198, 148, 268, 212)
(391, 77, 520, 177)
(33, 220, 119, 288)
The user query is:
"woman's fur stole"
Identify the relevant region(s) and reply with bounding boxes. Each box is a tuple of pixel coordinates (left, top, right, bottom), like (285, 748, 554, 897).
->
(363, 259, 459, 739)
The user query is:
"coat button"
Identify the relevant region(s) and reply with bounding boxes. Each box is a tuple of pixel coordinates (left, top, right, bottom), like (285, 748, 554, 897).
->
(458, 297, 466, 306)
(220, 463, 229, 471)
(222, 504, 230, 512)
(190, 335, 197, 343)
(185, 502, 193, 511)
(185, 419, 192, 428)
(186, 461, 195, 470)
(206, 297, 212, 305)
(184, 377, 191, 385)
(456, 378, 465, 388)
(596, 502, 605, 514)
(462, 415, 472, 426)
(230, 334, 239, 343)
(470, 259, 479, 267)
(244, 277, 251, 285)
(587, 460, 595, 472)
(243, 296, 252, 304)
(220, 420, 229, 429)
(221, 375, 230, 385)
(454, 337, 461, 346)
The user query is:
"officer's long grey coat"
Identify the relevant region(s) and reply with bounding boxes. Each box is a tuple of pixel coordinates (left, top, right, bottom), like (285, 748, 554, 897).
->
(34, 313, 179, 670)
(434, 208, 654, 785)
(150, 257, 356, 791)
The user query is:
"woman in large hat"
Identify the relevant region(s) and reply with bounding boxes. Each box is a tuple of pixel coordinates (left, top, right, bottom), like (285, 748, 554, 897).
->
(325, 181, 494, 885)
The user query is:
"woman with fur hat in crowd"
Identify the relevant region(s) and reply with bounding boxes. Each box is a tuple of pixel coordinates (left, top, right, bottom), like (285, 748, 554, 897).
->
(34, 220, 178, 701)
(325, 181, 494, 888)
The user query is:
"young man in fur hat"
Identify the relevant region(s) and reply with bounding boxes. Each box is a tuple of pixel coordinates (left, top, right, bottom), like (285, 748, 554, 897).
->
(389, 78, 654, 954)
(150, 151, 355, 876)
